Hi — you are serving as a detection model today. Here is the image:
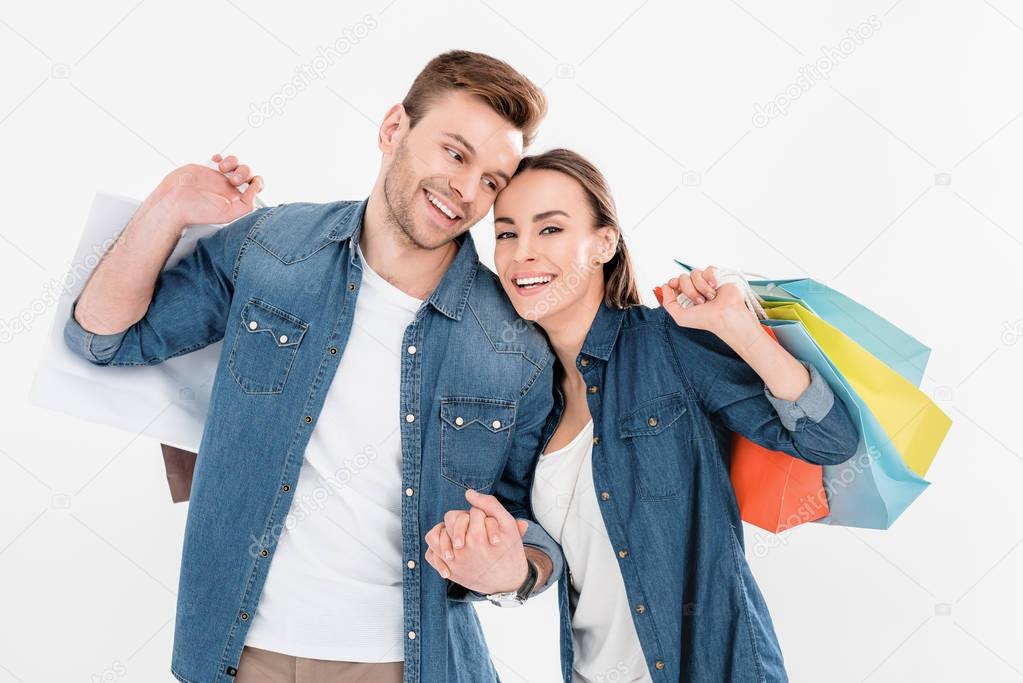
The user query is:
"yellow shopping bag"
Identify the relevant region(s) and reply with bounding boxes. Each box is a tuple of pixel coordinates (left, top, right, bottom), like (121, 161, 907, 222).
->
(763, 301, 950, 478)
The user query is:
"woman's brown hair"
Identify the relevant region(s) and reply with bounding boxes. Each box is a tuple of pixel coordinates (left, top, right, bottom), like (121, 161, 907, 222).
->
(402, 50, 547, 149)
(514, 148, 642, 308)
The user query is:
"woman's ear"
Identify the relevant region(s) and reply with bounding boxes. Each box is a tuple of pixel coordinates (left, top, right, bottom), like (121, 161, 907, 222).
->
(378, 103, 406, 154)
(594, 226, 620, 264)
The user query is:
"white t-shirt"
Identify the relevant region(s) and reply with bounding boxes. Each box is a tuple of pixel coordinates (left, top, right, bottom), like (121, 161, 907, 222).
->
(244, 242, 422, 661)
(532, 420, 653, 683)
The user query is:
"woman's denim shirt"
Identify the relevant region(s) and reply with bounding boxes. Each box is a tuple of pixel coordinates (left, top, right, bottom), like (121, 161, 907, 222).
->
(532, 301, 860, 683)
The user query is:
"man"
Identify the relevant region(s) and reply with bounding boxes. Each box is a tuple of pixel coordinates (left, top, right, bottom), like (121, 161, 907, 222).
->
(64, 50, 562, 683)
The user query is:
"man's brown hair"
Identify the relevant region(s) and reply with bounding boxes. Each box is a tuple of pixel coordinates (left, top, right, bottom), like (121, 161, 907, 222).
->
(402, 50, 547, 148)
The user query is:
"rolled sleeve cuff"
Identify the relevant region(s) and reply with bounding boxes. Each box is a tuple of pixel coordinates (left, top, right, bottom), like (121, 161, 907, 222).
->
(63, 296, 128, 365)
(520, 517, 563, 595)
(763, 360, 835, 431)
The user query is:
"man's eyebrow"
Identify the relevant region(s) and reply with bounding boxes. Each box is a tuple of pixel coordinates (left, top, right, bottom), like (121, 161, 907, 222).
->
(442, 132, 476, 155)
(442, 131, 512, 184)
(493, 209, 570, 226)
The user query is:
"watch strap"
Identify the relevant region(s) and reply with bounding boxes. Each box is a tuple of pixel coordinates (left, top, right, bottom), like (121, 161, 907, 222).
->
(515, 558, 539, 601)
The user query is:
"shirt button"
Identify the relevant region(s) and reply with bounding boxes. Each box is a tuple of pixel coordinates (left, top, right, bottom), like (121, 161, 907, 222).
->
(348, 282, 356, 291)
(636, 603, 646, 614)
(408, 631, 417, 640)
(329, 347, 338, 355)
(454, 416, 465, 426)
(588, 385, 598, 394)
(647, 416, 658, 427)
(282, 484, 291, 492)
(600, 492, 610, 501)
(655, 660, 665, 670)
(407, 560, 416, 569)
(592, 436, 601, 446)
(248, 320, 258, 330)
(278, 334, 288, 344)
(405, 487, 414, 497)
(618, 549, 629, 559)
(304, 415, 313, 423)
(240, 611, 249, 620)
(407, 345, 417, 354)
(580, 358, 590, 367)
(491, 420, 501, 429)
(260, 549, 269, 557)
(405, 414, 415, 423)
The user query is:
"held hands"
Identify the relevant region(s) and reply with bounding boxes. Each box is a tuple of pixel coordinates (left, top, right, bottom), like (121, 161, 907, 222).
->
(152, 153, 264, 227)
(655, 265, 762, 346)
(423, 489, 530, 595)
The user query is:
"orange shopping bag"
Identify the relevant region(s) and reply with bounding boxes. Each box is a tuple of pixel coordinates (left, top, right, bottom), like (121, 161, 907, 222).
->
(729, 325, 829, 532)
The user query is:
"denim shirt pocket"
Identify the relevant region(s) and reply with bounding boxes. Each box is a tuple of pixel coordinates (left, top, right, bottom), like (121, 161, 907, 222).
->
(619, 391, 690, 500)
(228, 297, 308, 395)
(440, 397, 516, 492)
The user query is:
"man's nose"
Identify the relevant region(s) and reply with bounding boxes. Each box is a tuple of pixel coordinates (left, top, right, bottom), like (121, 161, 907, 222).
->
(449, 170, 479, 206)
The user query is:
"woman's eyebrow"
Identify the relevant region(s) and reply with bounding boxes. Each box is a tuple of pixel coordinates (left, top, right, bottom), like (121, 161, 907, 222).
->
(532, 210, 570, 221)
(494, 209, 571, 226)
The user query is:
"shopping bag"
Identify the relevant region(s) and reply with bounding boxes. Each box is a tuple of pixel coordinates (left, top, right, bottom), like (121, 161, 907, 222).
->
(763, 302, 950, 478)
(29, 191, 250, 455)
(762, 318, 932, 528)
(729, 325, 830, 532)
(664, 263, 946, 528)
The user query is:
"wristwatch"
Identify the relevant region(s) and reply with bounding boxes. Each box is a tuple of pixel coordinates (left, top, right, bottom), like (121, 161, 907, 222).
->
(485, 559, 539, 608)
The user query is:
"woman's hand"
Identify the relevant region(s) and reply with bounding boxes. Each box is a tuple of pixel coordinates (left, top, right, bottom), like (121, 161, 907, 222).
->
(423, 489, 531, 595)
(656, 265, 760, 343)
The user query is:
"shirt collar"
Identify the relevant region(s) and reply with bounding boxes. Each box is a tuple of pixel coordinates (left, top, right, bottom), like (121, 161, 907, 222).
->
(580, 300, 628, 361)
(333, 197, 478, 322)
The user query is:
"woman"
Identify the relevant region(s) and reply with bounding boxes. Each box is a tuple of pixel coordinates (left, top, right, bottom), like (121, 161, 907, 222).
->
(427, 149, 860, 682)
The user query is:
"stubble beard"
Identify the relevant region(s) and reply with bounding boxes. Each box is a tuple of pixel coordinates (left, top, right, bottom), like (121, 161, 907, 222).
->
(382, 140, 460, 252)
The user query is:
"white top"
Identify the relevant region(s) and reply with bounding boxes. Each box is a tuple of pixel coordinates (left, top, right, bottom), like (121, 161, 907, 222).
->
(244, 242, 422, 661)
(531, 420, 653, 683)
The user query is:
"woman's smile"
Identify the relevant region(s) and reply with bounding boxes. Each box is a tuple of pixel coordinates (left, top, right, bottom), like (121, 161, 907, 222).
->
(508, 271, 559, 297)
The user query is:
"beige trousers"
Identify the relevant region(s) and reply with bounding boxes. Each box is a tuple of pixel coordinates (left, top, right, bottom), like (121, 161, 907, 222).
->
(234, 646, 404, 683)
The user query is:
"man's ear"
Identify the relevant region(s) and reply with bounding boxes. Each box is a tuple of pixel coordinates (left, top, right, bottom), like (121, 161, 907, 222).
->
(595, 226, 620, 264)
(378, 103, 407, 154)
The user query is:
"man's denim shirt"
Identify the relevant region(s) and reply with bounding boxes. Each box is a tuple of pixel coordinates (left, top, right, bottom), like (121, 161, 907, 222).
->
(63, 199, 563, 683)
(537, 302, 860, 683)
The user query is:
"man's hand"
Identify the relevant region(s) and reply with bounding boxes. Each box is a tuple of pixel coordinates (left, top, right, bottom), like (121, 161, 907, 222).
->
(424, 489, 532, 595)
(151, 153, 264, 227)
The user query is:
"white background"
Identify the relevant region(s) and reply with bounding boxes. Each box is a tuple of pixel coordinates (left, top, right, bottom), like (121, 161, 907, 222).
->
(2, 1, 1022, 681)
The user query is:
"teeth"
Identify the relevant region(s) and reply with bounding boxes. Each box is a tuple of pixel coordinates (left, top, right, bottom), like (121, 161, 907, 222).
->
(426, 192, 457, 220)
(515, 275, 553, 286)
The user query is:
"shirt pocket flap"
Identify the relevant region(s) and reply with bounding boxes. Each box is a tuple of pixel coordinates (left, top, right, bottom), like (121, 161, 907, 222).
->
(619, 392, 688, 438)
(440, 398, 516, 433)
(239, 298, 309, 348)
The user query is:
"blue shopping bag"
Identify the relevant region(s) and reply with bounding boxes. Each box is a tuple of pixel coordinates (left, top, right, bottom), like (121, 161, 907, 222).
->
(761, 318, 930, 529)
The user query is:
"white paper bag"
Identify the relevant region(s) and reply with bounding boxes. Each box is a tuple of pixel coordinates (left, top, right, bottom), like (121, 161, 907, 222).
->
(29, 191, 256, 452)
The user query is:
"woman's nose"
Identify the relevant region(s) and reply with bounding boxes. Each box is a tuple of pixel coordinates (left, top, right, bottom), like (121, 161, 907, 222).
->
(513, 236, 536, 262)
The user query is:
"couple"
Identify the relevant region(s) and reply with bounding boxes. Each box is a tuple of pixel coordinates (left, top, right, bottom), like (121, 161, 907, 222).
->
(64, 50, 858, 683)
